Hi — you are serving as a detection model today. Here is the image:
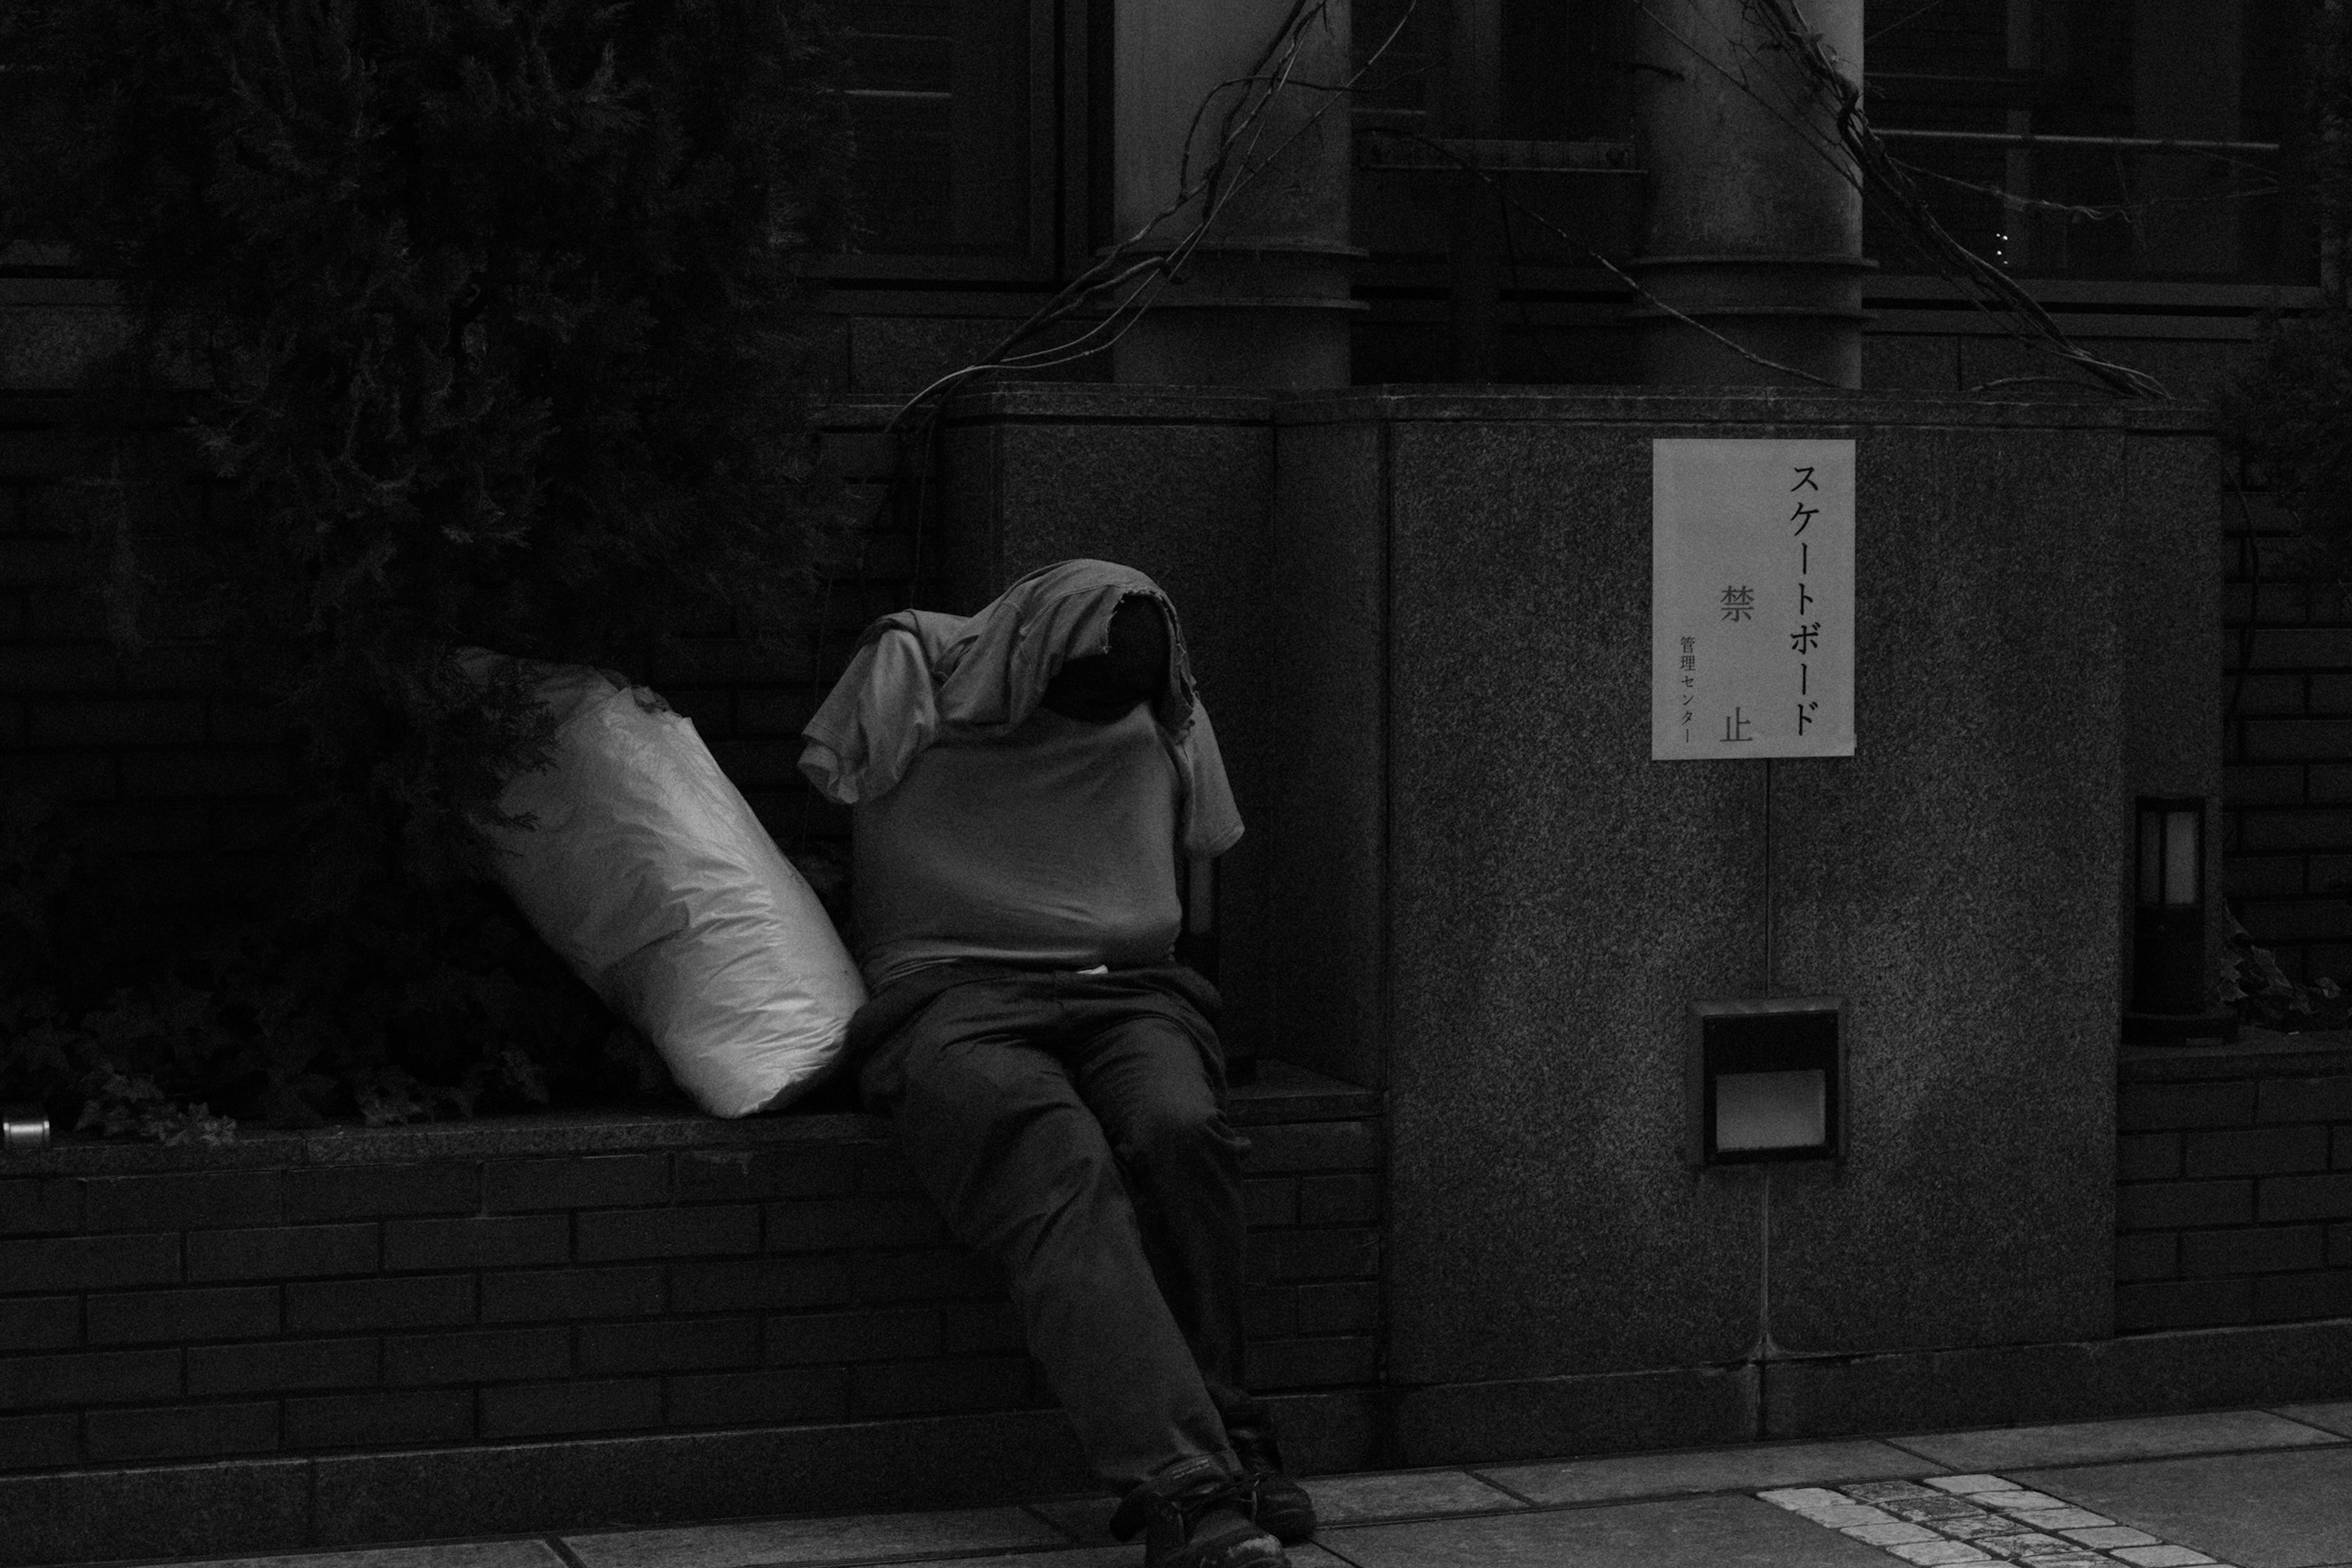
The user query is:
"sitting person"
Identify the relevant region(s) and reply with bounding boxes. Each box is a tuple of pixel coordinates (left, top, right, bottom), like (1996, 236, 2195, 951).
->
(799, 559, 1312, 1568)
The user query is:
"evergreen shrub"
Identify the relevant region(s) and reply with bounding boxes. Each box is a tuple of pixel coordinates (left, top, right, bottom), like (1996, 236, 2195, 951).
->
(2222, 309, 2352, 579)
(0, 0, 854, 1136)
(2219, 314, 2352, 1031)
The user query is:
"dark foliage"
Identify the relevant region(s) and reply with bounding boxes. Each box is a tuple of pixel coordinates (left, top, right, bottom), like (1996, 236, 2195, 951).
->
(0, 0, 853, 1134)
(2220, 307, 2352, 582)
(1, 790, 681, 1136)
(2218, 901, 2352, 1033)
(2217, 314, 2352, 1028)
(2221, 5, 2352, 578)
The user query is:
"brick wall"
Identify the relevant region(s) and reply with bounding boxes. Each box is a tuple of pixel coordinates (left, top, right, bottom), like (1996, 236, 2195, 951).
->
(2222, 485, 2352, 987)
(2114, 1039, 2352, 1331)
(0, 1066, 1381, 1480)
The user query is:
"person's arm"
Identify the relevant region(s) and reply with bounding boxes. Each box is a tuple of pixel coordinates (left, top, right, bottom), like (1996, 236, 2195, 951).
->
(1174, 854, 1219, 981)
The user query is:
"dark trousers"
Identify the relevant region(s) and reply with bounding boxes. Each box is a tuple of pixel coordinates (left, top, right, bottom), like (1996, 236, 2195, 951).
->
(851, 962, 1267, 1493)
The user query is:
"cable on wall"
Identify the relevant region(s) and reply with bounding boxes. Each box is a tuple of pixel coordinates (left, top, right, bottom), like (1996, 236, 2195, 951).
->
(1736, 0, 2171, 398)
(791, 0, 1425, 842)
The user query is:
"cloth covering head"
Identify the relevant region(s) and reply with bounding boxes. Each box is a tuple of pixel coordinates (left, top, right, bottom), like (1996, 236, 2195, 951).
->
(800, 559, 1200, 807)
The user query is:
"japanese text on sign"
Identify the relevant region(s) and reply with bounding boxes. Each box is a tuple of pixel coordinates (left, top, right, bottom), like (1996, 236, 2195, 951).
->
(1651, 438, 1855, 760)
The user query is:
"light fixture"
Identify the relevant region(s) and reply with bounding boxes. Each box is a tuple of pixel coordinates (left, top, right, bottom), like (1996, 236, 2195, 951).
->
(1, 1106, 49, 1155)
(1686, 997, 1845, 1167)
(2124, 796, 2233, 1043)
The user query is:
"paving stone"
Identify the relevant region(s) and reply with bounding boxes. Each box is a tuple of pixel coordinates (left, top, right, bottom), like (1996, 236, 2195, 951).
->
(1929, 1476, 2021, 1494)
(1758, 1487, 1855, 1510)
(563, 1509, 1064, 1568)
(1974, 1491, 2072, 1512)
(2010, 1509, 2117, 1530)
(900, 1544, 1302, 1568)
(891, 1549, 1140, 1568)
(1888, 1498, 2001, 1523)
(169, 1548, 562, 1568)
(1940, 1518, 2034, 1542)
(1316, 1493, 1896, 1568)
(1286, 1550, 1355, 1568)
(1803, 1503, 1901, 1528)
(1887, 1542, 1995, 1566)
(1847, 1521, 1948, 1545)
(1847, 1482, 1957, 1503)
(2271, 1399, 2352, 1439)
(1973, 1532, 2078, 1557)
(1896, 1412, 2338, 1473)
(2018, 1557, 2122, 1568)
(2109, 1549, 2215, 1567)
(2011, 1446, 2352, 1568)
(1483, 1441, 1922, 1508)
(1297, 1469, 1523, 1525)
(2065, 1527, 2162, 1548)
(1023, 1496, 1117, 1545)
(1953, 1532, 2047, 1555)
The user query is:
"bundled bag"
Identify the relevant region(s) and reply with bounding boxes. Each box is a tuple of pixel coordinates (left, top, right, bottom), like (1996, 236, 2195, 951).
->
(469, 654, 865, 1117)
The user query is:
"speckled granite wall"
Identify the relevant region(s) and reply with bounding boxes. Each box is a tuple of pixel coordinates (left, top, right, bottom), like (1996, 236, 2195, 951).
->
(1267, 418, 1389, 1090)
(941, 388, 1280, 1055)
(940, 384, 2222, 1456)
(1367, 402, 1774, 1384)
(1762, 421, 2129, 1357)
(1272, 390, 2216, 1406)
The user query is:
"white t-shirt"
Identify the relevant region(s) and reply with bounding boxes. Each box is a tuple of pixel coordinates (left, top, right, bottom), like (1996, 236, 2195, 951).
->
(851, 701, 1243, 992)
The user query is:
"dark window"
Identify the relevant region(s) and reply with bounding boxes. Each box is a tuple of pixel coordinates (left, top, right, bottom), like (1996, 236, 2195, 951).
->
(839, 0, 1047, 261)
(1866, 0, 2309, 284)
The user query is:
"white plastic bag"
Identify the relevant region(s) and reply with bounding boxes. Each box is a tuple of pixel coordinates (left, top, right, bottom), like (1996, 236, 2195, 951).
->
(474, 658, 866, 1117)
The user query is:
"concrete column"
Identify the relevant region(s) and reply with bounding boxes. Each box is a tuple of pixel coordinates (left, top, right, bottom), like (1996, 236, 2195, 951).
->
(1628, 0, 1869, 386)
(1109, 0, 1361, 388)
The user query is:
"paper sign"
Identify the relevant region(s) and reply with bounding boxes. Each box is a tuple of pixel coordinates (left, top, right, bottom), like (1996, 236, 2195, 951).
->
(1652, 438, 1855, 760)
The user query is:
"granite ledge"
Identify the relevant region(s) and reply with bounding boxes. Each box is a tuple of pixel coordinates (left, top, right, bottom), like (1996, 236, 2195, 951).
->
(1234, 1058, 1386, 1123)
(0, 1059, 1378, 1175)
(942, 383, 1276, 425)
(816, 394, 907, 427)
(2120, 1028, 2352, 1083)
(1275, 385, 2215, 433)
(842, 381, 2219, 432)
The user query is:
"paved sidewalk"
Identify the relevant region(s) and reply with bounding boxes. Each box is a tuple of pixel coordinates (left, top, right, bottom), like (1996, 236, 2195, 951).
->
(61, 1403, 2352, 1568)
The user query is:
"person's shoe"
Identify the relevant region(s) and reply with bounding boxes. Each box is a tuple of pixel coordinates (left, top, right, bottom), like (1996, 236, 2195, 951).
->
(1112, 1469, 1287, 1568)
(1228, 1425, 1316, 1544)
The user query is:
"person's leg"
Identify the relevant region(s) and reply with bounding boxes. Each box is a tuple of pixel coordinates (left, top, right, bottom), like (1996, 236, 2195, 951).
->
(1060, 1006, 1259, 1423)
(857, 974, 1237, 1496)
(1052, 971, 1313, 1545)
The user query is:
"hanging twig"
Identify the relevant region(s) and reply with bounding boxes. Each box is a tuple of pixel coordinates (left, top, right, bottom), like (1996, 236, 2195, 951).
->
(1366, 128, 1847, 389)
(1740, 0, 2170, 398)
(854, 0, 1422, 616)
